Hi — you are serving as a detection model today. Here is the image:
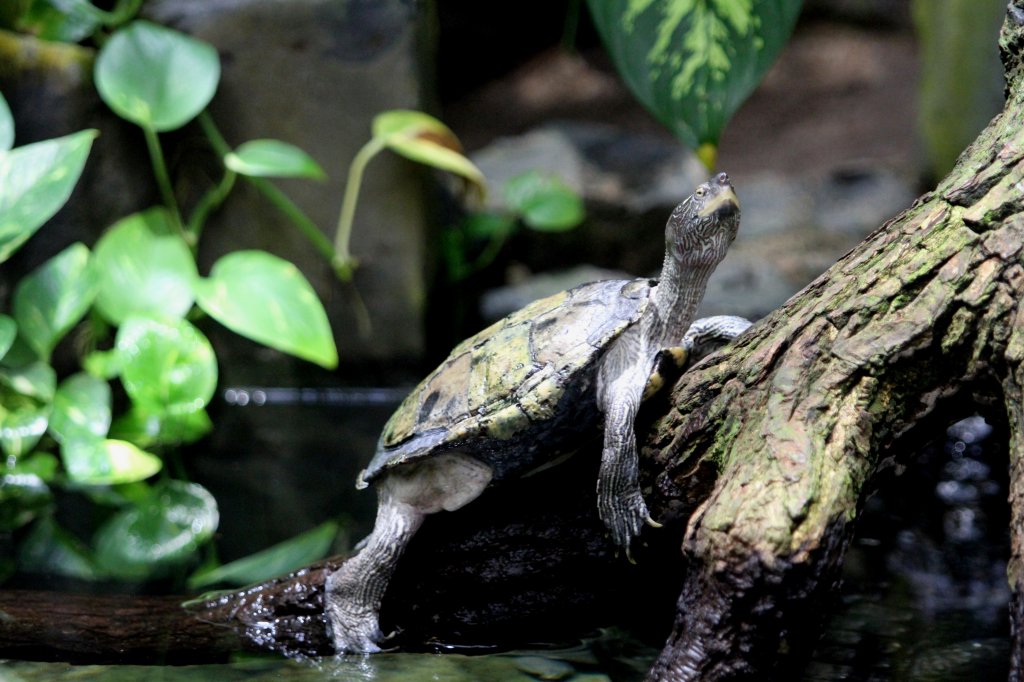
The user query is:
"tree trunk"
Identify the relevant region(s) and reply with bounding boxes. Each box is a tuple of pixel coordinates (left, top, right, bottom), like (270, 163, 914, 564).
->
(640, 4, 1024, 678)
(4, 4, 1024, 678)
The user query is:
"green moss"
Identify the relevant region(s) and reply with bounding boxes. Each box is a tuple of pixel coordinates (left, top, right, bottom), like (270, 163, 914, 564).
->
(0, 29, 94, 80)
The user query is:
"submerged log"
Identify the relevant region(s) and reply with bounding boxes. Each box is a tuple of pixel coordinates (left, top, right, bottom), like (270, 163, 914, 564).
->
(4, 4, 1024, 678)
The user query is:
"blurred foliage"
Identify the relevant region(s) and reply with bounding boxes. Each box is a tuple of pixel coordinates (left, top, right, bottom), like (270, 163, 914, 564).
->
(0, 13, 342, 587)
(587, 0, 803, 169)
(912, 0, 1005, 180)
(0, 3, 492, 589)
(443, 171, 585, 282)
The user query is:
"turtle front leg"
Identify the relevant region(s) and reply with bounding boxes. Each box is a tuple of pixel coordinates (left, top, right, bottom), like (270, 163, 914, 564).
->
(325, 482, 424, 653)
(596, 371, 657, 556)
(681, 315, 752, 368)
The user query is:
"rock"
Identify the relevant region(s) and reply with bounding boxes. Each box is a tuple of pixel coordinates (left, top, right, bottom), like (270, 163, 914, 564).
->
(480, 265, 632, 321)
(472, 128, 585, 211)
(471, 121, 706, 215)
(732, 174, 815, 238)
(470, 123, 918, 325)
(813, 165, 917, 235)
(698, 257, 795, 320)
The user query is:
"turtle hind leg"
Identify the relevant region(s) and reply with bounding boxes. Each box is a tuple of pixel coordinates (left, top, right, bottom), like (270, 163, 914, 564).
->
(325, 487, 423, 653)
(325, 453, 493, 654)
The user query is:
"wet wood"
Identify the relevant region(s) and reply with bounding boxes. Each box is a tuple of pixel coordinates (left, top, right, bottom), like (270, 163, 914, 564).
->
(0, 590, 240, 663)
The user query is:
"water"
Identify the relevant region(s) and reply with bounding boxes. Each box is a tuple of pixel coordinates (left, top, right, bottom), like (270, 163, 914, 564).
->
(2, 392, 1013, 680)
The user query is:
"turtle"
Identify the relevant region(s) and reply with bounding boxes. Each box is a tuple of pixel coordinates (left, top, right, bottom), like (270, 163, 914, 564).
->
(325, 172, 746, 653)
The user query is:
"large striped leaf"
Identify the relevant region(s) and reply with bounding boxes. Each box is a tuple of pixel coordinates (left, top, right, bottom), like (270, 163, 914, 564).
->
(588, 0, 802, 167)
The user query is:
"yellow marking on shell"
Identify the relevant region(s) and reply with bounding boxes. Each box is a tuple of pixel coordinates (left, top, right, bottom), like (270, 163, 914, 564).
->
(469, 321, 536, 412)
(481, 402, 530, 440)
(382, 394, 418, 446)
(517, 368, 565, 421)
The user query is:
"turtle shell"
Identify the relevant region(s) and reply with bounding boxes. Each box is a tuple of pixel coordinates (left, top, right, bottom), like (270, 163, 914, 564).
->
(359, 278, 655, 485)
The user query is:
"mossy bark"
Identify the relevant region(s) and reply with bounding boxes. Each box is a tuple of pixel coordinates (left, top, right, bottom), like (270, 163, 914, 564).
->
(639, 5, 1024, 679)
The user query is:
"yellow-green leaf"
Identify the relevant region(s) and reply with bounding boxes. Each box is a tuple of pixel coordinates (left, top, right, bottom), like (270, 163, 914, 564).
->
(372, 110, 486, 199)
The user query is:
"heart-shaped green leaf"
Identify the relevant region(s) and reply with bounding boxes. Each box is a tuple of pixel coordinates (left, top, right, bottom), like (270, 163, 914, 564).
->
(195, 250, 338, 369)
(15, 0, 103, 43)
(0, 314, 16, 360)
(92, 208, 198, 324)
(587, 0, 802, 167)
(188, 519, 339, 589)
(372, 110, 486, 198)
(17, 516, 101, 580)
(110, 405, 212, 448)
(95, 20, 220, 132)
(502, 171, 585, 232)
(61, 437, 161, 485)
(114, 317, 217, 416)
(0, 91, 13, 152)
(225, 139, 326, 180)
(9, 451, 60, 482)
(0, 129, 97, 263)
(93, 479, 218, 579)
(13, 242, 97, 360)
(0, 470, 53, 531)
(50, 372, 112, 444)
(0, 362, 56, 458)
(0, 362, 56, 403)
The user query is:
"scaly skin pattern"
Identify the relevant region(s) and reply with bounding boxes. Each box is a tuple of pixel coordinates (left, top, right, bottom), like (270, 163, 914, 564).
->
(595, 173, 741, 554)
(325, 174, 742, 653)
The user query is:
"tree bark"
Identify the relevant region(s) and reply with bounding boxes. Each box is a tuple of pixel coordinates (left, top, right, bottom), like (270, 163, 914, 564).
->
(640, 4, 1024, 678)
(4, 4, 1024, 678)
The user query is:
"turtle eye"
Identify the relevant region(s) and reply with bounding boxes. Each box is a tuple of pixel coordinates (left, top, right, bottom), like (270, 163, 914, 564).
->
(695, 187, 707, 197)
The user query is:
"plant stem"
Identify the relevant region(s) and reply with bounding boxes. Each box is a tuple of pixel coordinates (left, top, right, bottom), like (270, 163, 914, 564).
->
(251, 177, 343, 270)
(197, 112, 347, 278)
(142, 125, 187, 241)
(187, 168, 236, 241)
(333, 136, 387, 279)
(697, 142, 718, 172)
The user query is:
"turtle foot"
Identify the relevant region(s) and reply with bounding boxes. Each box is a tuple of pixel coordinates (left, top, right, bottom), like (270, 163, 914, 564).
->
(599, 488, 657, 557)
(324, 568, 387, 654)
(324, 596, 386, 654)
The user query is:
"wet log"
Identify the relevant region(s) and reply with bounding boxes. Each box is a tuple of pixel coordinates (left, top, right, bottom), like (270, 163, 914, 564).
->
(5, 4, 1024, 677)
(0, 590, 241, 664)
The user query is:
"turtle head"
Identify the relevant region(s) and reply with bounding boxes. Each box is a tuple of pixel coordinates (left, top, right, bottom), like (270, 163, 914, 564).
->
(666, 172, 740, 267)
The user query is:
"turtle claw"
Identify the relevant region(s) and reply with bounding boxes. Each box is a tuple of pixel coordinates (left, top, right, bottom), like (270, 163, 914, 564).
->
(600, 488, 655, 558)
(328, 612, 385, 655)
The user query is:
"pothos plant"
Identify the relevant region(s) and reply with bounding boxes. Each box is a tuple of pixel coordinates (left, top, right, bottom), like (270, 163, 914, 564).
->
(0, 13, 488, 588)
